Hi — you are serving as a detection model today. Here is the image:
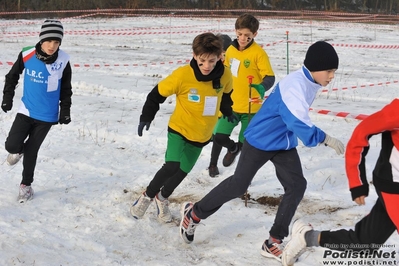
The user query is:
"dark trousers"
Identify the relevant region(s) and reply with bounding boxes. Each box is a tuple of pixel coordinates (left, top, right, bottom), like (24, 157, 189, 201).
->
(320, 190, 397, 252)
(193, 140, 307, 240)
(209, 134, 224, 166)
(146, 162, 187, 199)
(5, 114, 52, 186)
(210, 134, 244, 166)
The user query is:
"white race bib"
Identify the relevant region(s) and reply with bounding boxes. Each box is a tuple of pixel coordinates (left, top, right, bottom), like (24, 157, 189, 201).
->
(203, 96, 217, 116)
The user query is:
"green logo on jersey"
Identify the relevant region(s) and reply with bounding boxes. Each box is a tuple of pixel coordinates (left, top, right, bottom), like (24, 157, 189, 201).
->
(244, 59, 250, 68)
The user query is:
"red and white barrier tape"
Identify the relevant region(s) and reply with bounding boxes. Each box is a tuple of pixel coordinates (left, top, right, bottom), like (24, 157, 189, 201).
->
(0, 59, 191, 68)
(3, 29, 211, 37)
(250, 97, 369, 120)
(320, 80, 399, 93)
(0, 8, 393, 17)
(309, 108, 369, 120)
(72, 60, 190, 68)
(3, 25, 398, 50)
(0, 61, 13, 66)
(2, 15, 396, 31)
(288, 40, 399, 49)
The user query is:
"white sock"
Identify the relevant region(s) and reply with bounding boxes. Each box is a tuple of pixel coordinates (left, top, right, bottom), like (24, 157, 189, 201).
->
(157, 192, 166, 201)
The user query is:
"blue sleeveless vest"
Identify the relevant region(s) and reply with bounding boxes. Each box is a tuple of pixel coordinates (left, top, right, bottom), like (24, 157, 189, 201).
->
(19, 46, 69, 123)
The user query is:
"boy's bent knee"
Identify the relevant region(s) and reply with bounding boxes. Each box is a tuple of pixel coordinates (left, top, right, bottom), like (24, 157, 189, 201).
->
(296, 179, 307, 194)
(163, 161, 180, 173)
(5, 141, 22, 154)
(286, 178, 307, 195)
(213, 133, 231, 146)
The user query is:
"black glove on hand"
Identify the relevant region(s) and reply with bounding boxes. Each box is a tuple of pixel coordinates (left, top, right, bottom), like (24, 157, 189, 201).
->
(223, 114, 239, 124)
(1, 100, 12, 113)
(138, 122, 151, 136)
(59, 109, 71, 124)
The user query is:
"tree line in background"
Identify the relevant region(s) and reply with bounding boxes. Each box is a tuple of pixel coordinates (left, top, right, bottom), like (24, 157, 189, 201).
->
(0, 0, 398, 14)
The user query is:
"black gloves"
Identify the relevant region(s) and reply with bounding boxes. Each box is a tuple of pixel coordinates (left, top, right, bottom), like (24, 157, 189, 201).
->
(138, 122, 151, 136)
(1, 100, 12, 113)
(223, 114, 239, 123)
(59, 108, 71, 124)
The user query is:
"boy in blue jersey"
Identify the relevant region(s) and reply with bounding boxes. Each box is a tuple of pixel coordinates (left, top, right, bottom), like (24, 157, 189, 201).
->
(179, 41, 345, 262)
(2, 20, 72, 203)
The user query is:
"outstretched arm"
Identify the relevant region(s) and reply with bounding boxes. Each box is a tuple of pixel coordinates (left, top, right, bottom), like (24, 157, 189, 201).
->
(138, 85, 167, 136)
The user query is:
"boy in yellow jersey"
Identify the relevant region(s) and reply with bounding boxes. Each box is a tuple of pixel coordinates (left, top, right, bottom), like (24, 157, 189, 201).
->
(208, 13, 275, 177)
(130, 32, 236, 223)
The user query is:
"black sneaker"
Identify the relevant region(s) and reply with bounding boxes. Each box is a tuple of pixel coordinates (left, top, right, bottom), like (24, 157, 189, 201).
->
(208, 164, 219, 177)
(222, 143, 240, 167)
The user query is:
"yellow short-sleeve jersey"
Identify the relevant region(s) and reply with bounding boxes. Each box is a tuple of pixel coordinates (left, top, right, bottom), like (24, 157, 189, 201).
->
(225, 41, 274, 114)
(158, 64, 233, 143)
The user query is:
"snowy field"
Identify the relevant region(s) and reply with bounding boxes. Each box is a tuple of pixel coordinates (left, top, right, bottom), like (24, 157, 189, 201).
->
(0, 15, 398, 265)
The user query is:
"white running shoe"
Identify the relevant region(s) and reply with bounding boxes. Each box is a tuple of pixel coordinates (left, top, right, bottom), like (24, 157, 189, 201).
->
(154, 193, 172, 223)
(260, 239, 283, 261)
(7, 153, 23, 166)
(179, 202, 200, 244)
(18, 184, 34, 203)
(130, 192, 153, 219)
(282, 219, 313, 266)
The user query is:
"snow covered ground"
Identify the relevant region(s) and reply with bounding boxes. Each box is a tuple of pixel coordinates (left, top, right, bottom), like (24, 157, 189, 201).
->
(0, 15, 398, 265)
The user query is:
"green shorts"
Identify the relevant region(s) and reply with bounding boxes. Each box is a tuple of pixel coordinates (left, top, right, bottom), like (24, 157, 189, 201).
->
(165, 132, 203, 173)
(213, 112, 255, 143)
